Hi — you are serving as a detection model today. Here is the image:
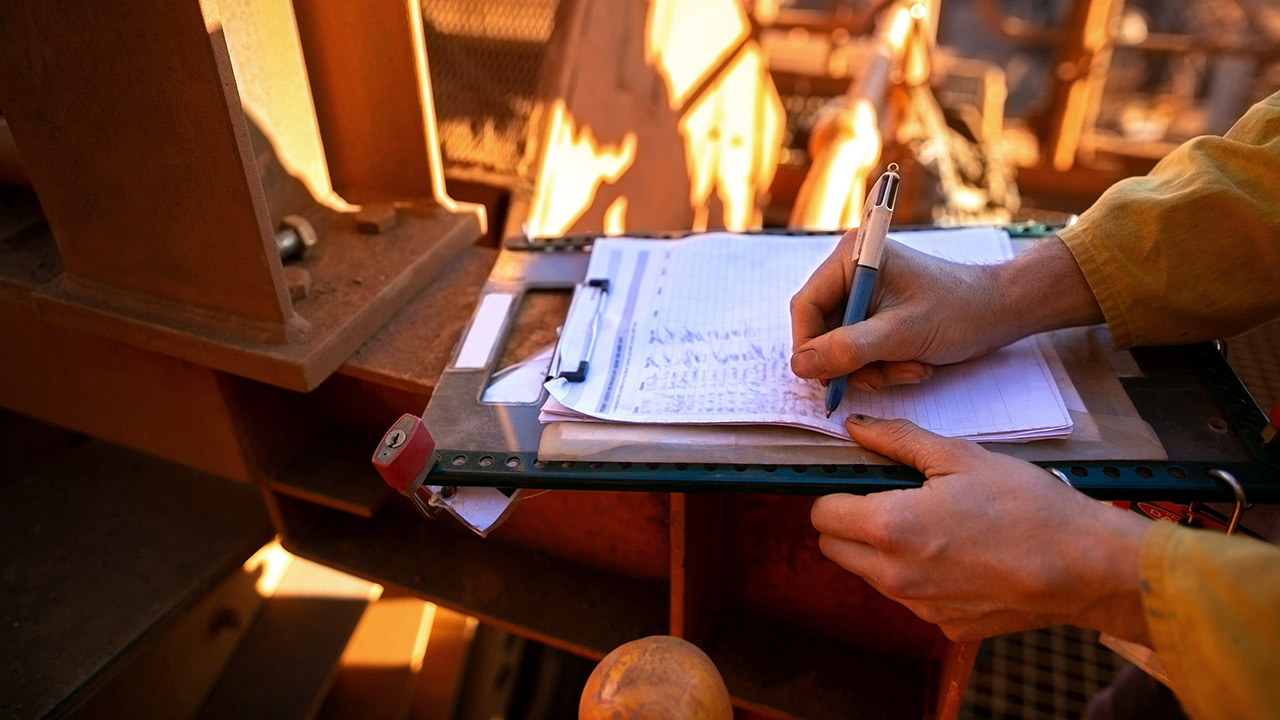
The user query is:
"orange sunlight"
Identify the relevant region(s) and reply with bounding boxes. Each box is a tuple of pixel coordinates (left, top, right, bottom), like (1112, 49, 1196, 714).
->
(527, 101, 638, 237)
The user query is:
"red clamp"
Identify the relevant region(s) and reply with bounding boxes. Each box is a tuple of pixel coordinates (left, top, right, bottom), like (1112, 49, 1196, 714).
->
(1263, 400, 1280, 446)
(372, 414, 436, 496)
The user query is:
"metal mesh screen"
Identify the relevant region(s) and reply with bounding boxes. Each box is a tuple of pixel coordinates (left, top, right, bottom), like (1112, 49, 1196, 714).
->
(420, 0, 563, 174)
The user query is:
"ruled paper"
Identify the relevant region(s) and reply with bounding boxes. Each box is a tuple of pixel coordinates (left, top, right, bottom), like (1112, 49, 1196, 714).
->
(542, 229, 1071, 442)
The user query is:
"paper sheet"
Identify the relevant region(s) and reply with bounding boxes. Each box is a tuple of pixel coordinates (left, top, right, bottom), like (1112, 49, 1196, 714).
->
(482, 345, 554, 404)
(541, 229, 1072, 443)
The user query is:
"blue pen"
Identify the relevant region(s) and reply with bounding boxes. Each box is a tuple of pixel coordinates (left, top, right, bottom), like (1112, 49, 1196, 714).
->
(824, 163, 901, 417)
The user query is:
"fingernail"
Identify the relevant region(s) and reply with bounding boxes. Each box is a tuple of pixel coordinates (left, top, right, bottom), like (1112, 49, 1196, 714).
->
(853, 380, 874, 392)
(846, 413, 875, 425)
(791, 349, 826, 377)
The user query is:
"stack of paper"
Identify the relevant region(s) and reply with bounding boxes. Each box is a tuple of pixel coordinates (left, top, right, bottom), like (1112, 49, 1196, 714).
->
(539, 228, 1073, 443)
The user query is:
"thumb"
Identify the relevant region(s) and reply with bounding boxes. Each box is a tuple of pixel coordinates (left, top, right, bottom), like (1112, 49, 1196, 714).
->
(845, 414, 982, 475)
(792, 313, 905, 379)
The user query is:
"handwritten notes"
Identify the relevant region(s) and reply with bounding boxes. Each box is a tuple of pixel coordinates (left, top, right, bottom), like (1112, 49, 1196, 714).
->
(542, 229, 1073, 443)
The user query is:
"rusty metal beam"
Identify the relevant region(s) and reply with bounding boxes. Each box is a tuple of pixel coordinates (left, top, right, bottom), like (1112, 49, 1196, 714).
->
(293, 0, 458, 208)
(0, 0, 484, 392)
(0, 0, 296, 341)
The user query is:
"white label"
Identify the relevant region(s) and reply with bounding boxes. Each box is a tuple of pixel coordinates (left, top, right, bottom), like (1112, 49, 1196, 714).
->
(454, 293, 513, 369)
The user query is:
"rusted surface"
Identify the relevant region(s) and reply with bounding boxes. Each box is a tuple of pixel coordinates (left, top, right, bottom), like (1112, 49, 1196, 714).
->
(0, 191, 57, 301)
(217, 0, 335, 212)
(0, 0, 484, 392)
(669, 493, 725, 643)
(293, 0, 438, 203)
(703, 606, 930, 720)
(0, 0, 294, 334)
(276, 495, 669, 660)
(495, 289, 572, 371)
(340, 244, 498, 395)
(0, 302, 261, 482)
(0, 441, 270, 718)
(722, 494, 944, 659)
(355, 204, 400, 234)
(496, 491, 671, 581)
(30, 204, 481, 391)
(933, 641, 980, 720)
(0, 119, 29, 186)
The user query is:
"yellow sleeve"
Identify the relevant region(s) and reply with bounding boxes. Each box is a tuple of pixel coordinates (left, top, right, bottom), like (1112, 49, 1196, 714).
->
(1059, 91, 1280, 349)
(1140, 521, 1280, 720)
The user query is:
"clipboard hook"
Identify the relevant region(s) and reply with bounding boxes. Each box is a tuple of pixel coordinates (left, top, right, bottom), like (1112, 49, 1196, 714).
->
(548, 278, 609, 383)
(1204, 468, 1247, 535)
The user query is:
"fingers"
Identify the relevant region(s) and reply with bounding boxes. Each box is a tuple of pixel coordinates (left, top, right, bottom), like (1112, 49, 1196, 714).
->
(811, 491, 922, 551)
(844, 415, 986, 475)
(790, 245, 852, 353)
(791, 312, 907, 379)
(816, 533, 883, 580)
(813, 495, 925, 596)
(791, 237, 926, 379)
(811, 492, 879, 538)
(849, 361, 933, 390)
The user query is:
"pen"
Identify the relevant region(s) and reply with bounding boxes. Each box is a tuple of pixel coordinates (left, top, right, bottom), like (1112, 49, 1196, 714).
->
(824, 163, 901, 417)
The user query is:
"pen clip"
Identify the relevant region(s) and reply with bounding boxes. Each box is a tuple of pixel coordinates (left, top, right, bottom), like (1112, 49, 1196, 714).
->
(853, 163, 900, 270)
(548, 278, 610, 383)
(870, 162, 900, 212)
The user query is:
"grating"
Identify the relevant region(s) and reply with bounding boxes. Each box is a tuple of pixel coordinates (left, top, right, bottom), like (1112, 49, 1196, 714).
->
(420, 0, 563, 174)
(961, 627, 1126, 720)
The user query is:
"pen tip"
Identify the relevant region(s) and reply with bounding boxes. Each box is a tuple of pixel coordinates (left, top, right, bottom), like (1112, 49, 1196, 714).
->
(825, 410, 833, 419)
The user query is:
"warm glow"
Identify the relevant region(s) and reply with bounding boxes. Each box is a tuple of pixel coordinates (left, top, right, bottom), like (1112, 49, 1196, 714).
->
(219, 0, 352, 211)
(408, 602, 438, 672)
(790, 99, 880, 229)
(885, 7, 914, 49)
(245, 538, 382, 601)
(678, 44, 783, 231)
(524, 0, 784, 235)
(337, 598, 436, 669)
(243, 538, 292, 597)
(645, 0, 750, 110)
(527, 101, 637, 236)
(603, 196, 629, 235)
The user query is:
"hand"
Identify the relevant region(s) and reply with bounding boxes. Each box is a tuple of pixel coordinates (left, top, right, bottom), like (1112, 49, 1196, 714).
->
(811, 414, 1152, 644)
(789, 236, 1104, 387)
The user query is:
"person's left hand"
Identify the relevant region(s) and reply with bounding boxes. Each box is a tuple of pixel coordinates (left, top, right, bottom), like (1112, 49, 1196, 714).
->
(812, 414, 1152, 644)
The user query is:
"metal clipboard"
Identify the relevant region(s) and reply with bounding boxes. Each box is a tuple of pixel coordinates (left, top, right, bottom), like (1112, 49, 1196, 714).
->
(419, 228, 1280, 504)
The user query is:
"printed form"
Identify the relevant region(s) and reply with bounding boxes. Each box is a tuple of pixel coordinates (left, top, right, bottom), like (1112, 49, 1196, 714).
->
(542, 228, 1073, 443)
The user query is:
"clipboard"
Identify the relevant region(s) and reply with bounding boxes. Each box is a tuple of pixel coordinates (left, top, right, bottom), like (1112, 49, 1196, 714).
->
(419, 228, 1280, 503)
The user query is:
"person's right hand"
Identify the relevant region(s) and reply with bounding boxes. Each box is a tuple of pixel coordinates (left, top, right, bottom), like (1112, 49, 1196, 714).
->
(790, 237, 1007, 388)
(789, 234, 1103, 388)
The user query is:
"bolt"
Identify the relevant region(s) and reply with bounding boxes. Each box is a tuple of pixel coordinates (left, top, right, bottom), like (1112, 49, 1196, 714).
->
(275, 214, 318, 262)
(386, 429, 406, 449)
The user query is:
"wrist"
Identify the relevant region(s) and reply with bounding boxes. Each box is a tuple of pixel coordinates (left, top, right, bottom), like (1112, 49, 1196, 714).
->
(990, 236, 1105, 346)
(1072, 505, 1152, 646)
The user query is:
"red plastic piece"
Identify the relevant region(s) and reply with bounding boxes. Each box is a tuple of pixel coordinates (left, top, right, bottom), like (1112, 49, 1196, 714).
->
(371, 414, 435, 495)
(1269, 400, 1280, 427)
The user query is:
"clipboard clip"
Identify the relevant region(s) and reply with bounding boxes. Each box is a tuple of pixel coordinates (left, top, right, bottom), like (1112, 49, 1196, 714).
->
(548, 278, 610, 383)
